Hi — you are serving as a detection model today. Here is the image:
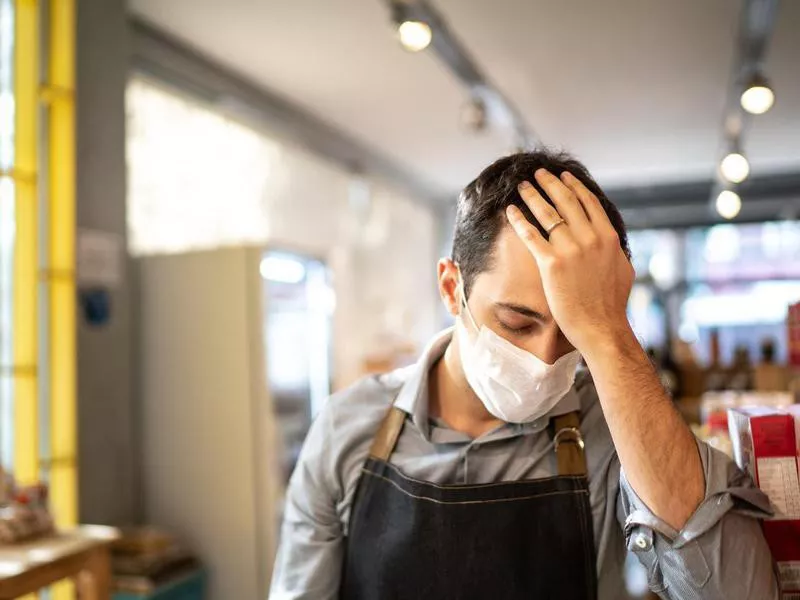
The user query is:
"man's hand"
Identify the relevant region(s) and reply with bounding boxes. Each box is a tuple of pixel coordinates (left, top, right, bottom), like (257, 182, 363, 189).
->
(509, 168, 705, 531)
(507, 168, 635, 358)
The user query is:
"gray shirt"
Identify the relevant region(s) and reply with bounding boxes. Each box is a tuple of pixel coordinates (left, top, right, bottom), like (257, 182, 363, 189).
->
(270, 329, 779, 599)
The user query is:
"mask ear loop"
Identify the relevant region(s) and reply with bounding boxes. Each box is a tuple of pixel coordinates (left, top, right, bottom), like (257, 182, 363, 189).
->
(456, 272, 480, 333)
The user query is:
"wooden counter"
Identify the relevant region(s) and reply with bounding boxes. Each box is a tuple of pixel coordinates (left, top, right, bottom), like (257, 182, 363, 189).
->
(0, 525, 119, 599)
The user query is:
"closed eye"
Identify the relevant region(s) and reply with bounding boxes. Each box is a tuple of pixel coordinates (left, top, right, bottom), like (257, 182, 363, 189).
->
(498, 321, 536, 335)
(495, 302, 548, 321)
(494, 302, 548, 335)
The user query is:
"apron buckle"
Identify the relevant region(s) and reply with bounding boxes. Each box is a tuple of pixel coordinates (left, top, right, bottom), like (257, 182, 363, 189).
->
(554, 426, 585, 450)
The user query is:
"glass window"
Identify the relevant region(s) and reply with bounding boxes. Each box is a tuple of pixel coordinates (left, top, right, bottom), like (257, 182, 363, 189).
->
(0, 0, 15, 472)
(627, 229, 681, 348)
(627, 283, 667, 350)
(629, 221, 800, 366)
(126, 77, 283, 256)
(686, 222, 800, 283)
(628, 228, 682, 284)
(681, 280, 800, 364)
(681, 222, 800, 362)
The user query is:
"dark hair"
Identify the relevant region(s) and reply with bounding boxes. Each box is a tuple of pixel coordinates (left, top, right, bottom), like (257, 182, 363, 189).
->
(452, 150, 630, 296)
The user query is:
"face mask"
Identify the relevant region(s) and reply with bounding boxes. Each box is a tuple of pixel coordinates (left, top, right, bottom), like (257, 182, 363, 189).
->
(456, 281, 580, 423)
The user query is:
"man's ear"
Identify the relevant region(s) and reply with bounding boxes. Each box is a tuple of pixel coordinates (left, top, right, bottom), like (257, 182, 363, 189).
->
(437, 258, 461, 318)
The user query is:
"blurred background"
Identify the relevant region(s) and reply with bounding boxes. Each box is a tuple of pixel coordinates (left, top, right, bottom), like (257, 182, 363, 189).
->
(0, 0, 799, 598)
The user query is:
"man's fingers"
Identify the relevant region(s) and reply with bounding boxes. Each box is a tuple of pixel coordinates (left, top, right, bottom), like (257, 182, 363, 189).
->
(506, 205, 551, 258)
(516, 181, 575, 246)
(532, 169, 592, 234)
(560, 172, 617, 236)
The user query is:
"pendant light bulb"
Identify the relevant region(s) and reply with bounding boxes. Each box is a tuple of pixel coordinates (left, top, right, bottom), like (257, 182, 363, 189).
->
(741, 74, 775, 115)
(716, 190, 742, 220)
(398, 20, 432, 52)
(720, 152, 750, 183)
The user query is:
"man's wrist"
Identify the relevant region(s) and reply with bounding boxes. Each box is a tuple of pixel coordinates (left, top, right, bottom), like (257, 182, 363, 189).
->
(579, 320, 642, 367)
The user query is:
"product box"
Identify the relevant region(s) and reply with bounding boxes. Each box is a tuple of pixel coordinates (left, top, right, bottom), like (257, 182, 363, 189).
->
(728, 407, 800, 597)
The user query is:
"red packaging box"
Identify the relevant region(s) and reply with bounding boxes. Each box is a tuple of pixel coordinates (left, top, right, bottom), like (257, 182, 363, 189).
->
(728, 406, 800, 596)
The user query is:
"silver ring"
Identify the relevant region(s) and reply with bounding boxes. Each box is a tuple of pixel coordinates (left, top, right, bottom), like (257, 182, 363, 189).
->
(545, 218, 566, 235)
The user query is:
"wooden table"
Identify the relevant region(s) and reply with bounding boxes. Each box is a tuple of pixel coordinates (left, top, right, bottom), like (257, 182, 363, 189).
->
(0, 525, 119, 599)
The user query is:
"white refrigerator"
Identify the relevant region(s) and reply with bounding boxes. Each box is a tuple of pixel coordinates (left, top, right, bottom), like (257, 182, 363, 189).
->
(137, 245, 332, 599)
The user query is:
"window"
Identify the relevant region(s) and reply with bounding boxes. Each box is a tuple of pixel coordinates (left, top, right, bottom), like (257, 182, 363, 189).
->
(0, 0, 14, 472)
(0, 3, 79, 562)
(126, 76, 282, 256)
(627, 222, 800, 362)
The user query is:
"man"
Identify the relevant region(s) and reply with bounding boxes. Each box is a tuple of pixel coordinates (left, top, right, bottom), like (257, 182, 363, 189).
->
(270, 151, 778, 599)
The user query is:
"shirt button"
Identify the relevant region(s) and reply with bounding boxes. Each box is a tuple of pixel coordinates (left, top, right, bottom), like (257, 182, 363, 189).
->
(634, 534, 650, 550)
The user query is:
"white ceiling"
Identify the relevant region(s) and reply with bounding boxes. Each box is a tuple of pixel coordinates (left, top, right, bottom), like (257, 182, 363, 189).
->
(130, 0, 800, 196)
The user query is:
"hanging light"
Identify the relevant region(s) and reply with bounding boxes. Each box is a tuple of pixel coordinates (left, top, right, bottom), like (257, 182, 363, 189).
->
(720, 151, 750, 183)
(716, 190, 742, 220)
(397, 20, 432, 52)
(741, 73, 775, 115)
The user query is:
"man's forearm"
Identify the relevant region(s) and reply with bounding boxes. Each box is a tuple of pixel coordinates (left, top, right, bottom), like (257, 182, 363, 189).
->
(506, 169, 705, 530)
(582, 325, 705, 532)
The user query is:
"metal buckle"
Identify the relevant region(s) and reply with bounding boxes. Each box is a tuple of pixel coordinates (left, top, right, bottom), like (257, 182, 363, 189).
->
(553, 426, 585, 450)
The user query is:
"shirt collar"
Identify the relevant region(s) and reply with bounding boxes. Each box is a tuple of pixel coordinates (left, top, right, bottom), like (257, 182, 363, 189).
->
(394, 327, 581, 441)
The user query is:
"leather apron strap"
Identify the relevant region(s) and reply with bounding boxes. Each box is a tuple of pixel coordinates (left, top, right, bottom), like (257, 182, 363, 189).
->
(552, 411, 587, 477)
(368, 406, 406, 461)
(369, 406, 587, 478)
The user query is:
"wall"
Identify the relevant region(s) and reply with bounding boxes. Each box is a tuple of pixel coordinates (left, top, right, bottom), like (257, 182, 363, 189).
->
(331, 182, 441, 388)
(126, 77, 442, 391)
(259, 147, 441, 389)
(76, 0, 138, 523)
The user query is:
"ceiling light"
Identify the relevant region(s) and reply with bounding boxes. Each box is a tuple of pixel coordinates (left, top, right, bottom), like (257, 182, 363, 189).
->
(716, 190, 742, 220)
(741, 74, 775, 115)
(398, 20, 432, 52)
(720, 152, 750, 183)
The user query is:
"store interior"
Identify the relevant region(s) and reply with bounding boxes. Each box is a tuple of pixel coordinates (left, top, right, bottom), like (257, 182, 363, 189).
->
(1, 0, 800, 598)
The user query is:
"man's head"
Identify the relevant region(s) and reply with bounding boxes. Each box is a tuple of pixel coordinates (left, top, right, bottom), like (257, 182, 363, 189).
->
(438, 150, 630, 365)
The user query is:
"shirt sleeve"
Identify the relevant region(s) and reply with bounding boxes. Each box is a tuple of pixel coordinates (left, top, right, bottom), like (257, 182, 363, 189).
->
(269, 405, 343, 600)
(617, 439, 780, 599)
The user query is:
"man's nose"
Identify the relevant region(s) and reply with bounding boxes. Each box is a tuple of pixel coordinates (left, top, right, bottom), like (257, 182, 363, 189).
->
(530, 327, 573, 365)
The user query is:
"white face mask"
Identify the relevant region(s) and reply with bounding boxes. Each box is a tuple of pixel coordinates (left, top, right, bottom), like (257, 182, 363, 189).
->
(456, 282, 580, 423)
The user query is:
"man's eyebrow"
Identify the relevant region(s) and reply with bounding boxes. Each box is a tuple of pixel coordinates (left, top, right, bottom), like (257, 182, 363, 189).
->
(494, 302, 548, 320)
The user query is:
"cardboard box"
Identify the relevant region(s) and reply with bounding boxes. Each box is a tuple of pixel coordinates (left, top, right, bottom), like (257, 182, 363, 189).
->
(729, 407, 800, 596)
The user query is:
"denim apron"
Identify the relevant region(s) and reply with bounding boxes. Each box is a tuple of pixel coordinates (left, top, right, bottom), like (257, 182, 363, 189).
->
(342, 406, 597, 599)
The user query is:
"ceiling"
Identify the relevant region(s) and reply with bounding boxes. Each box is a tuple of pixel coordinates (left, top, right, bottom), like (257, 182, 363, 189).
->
(130, 0, 800, 199)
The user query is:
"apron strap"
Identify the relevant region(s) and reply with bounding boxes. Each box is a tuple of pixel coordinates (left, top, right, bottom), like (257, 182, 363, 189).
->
(369, 405, 587, 476)
(369, 406, 406, 461)
(552, 411, 587, 477)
